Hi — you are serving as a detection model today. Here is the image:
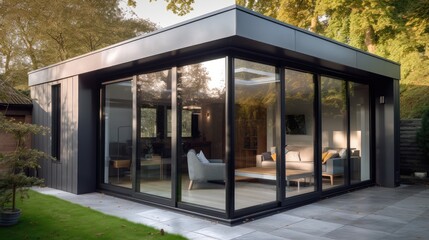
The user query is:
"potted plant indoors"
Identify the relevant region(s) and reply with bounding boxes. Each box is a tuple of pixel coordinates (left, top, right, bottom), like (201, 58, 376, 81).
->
(0, 114, 50, 226)
(416, 108, 429, 178)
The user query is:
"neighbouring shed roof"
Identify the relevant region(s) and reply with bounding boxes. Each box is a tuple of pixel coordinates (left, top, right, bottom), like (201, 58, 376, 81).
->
(0, 80, 32, 106)
(28, 5, 400, 86)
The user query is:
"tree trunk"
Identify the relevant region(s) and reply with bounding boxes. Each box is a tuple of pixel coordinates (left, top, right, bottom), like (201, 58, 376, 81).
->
(12, 184, 16, 211)
(4, 52, 11, 74)
(17, 21, 39, 70)
(365, 26, 376, 53)
(309, 15, 318, 33)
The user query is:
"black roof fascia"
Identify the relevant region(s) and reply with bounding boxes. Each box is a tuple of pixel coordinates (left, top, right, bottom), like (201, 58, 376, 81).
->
(28, 5, 400, 86)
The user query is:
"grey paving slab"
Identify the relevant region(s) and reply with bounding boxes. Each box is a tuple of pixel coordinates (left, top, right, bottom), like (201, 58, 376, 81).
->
(374, 205, 423, 222)
(323, 225, 390, 240)
(421, 209, 429, 219)
(393, 196, 429, 211)
(121, 214, 160, 226)
(393, 216, 429, 237)
(337, 201, 389, 214)
(183, 232, 219, 240)
(136, 208, 186, 222)
(378, 233, 425, 240)
(233, 231, 288, 240)
(194, 225, 254, 240)
(312, 198, 349, 210)
(161, 216, 216, 234)
(311, 209, 367, 225)
(349, 214, 407, 233)
(31, 185, 429, 240)
(283, 218, 344, 236)
(285, 204, 334, 218)
(271, 228, 333, 240)
(243, 214, 305, 232)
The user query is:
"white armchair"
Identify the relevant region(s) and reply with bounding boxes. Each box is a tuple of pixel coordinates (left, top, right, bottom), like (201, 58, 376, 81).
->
(187, 149, 225, 190)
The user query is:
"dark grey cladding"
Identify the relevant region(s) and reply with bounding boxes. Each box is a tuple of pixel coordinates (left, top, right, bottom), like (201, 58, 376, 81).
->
(29, 5, 400, 86)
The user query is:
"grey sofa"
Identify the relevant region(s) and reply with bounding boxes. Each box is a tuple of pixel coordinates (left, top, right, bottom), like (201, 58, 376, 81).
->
(322, 157, 345, 185)
(187, 149, 225, 190)
(256, 151, 313, 172)
(321, 148, 361, 185)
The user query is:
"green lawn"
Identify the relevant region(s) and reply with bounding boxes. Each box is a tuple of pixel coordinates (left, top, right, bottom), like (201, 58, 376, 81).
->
(0, 190, 186, 240)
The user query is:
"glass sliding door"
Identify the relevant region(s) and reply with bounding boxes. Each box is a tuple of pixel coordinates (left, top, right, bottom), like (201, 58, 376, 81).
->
(349, 82, 370, 183)
(234, 59, 280, 210)
(103, 80, 133, 188)
(321, 76, 347, 189)
(137, 70, 172, 198)
(285, 69, 316, 197)
(178, 58, 226, 211)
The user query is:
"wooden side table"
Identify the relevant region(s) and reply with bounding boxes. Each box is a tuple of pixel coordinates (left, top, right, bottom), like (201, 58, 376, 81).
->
(110, 160, 130, 183)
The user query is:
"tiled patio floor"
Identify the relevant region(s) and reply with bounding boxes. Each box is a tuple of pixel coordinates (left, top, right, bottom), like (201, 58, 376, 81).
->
(33, 184, 429, 240)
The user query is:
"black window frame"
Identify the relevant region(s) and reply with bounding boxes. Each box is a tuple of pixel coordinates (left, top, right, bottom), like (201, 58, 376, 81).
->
(51, 84, 61, 160)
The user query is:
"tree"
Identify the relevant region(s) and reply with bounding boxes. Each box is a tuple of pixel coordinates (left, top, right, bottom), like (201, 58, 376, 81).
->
(0, 0, 156, 89)
(130, 0, 195, 16)
(0, 113, 50, 225)
(238, 0, 429, 118)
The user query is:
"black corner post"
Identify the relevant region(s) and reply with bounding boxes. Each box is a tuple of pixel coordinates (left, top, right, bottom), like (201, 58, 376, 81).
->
(278, 67, 286, 203)
(226, 56, 235, 218)
(345, 81, 351, 186)
(171, 67, 180, 206)
(314, 74, 322, 193)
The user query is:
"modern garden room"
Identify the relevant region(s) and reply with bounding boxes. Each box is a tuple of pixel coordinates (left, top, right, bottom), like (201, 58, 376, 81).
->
(29, 5, 400, 224)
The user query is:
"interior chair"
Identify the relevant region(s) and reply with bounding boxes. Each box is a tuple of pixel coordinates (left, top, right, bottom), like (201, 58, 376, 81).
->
(110, 159, 131, 183)
(187, 149, 225, 190)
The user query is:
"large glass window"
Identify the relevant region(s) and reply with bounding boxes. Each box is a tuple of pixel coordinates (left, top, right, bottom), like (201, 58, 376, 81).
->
(285, 69, 315, 197)
(99, 54, 374, 220)
(178, 58, 226, 211)
(321, 76, 347, 189)
(103, 80, 133, 188)
(350, 82, 370, 183)
(234, 59, 280, 210)
(137, 70, 172, 198)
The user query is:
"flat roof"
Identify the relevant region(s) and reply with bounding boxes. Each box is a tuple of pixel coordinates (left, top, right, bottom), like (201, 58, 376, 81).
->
(29, 5, 400, 86)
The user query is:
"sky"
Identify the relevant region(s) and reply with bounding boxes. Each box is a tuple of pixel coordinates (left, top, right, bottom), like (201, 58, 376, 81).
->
(122, 0, 235, 28)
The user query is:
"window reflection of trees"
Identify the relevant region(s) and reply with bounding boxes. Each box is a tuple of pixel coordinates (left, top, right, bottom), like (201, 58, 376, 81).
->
(321, 77, 347, 116)
(178, 62, 226, 105)
(234, 59, 277, 123)
(285, 69, 314, 103)
(137, 70, 171, 103)
(140, 108, 157, 138)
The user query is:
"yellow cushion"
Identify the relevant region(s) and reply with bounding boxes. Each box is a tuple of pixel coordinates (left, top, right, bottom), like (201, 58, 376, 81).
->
(271, 153, 276, 161)
(321, 152, 328, 162)
(323, 151, 340, 164)
(322, 152, 335, 164)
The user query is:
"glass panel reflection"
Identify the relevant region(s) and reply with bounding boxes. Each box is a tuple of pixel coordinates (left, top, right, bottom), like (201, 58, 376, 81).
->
(285, 69, 315, 197)
(350, 82, 370, 183)
(104, 80, 133, 188)
(321, 76, 347, 189)
(137, 70, 172, 198)
(234, 59, 279, 210)
(178, 58, 226, 211)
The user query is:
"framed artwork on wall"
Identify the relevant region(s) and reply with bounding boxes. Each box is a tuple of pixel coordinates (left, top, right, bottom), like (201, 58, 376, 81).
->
(286, 114, 306, 135)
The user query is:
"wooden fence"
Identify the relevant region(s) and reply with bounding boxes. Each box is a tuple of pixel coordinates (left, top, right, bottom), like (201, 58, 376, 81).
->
(400, 119, 428, 175)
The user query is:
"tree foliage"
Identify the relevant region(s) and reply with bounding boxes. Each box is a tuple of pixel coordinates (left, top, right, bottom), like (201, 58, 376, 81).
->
(130, 0, 195, 16)
(0, 0, 156, 89)
(170, 0, 429, 118)
(0, 114, 51, 211)
(2, 0, 428, 118)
